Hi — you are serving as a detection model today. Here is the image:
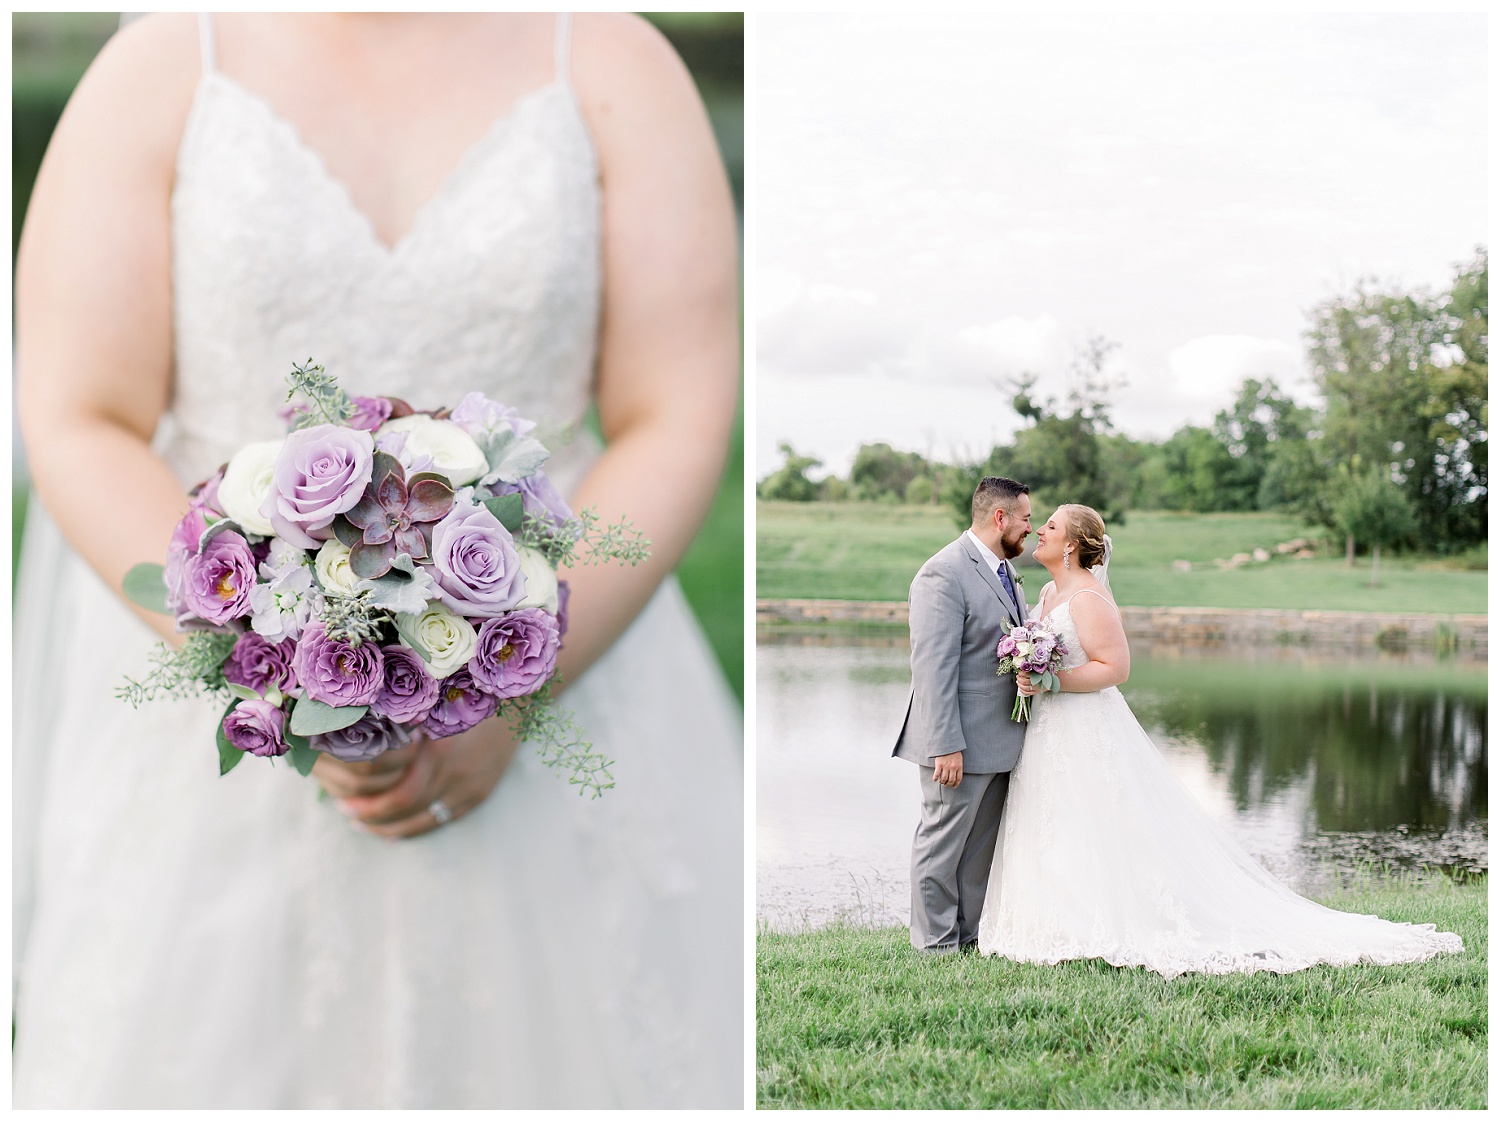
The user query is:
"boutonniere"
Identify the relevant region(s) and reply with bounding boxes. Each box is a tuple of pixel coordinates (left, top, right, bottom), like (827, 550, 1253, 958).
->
(1013, 569, 1024, 587)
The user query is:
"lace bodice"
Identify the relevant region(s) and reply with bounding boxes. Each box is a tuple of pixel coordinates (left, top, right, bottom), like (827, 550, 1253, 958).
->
(1032, 594, 1099, 672)
(161, 15, 602, 490)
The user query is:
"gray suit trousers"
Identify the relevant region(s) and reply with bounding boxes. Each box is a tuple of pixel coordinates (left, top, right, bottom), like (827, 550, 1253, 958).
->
(910, 766, 1010, 951)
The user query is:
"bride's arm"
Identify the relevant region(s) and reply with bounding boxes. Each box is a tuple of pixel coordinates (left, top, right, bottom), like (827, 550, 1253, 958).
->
(1055, 594, 1130, 692)
(15, 15, 202, 646)
(551, 13, 740, 683)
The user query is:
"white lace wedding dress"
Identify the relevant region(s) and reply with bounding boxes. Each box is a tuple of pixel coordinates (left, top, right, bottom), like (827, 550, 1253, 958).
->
(12, 15, 743, 1108)
(976, 591, 1463, 977)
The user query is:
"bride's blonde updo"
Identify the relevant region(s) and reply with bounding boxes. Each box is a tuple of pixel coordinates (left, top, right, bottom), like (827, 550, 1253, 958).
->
(1062, 505, 1109, 570)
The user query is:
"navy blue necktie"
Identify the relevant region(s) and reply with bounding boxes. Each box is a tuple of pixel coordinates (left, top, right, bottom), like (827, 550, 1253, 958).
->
(997, 563, 1017, 609)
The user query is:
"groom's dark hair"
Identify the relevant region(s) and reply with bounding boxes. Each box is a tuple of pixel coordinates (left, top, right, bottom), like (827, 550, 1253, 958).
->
(971, 476, 1028, 526)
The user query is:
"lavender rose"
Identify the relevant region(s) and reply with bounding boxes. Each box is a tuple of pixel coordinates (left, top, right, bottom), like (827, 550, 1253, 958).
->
(165, 506, 210, 617)
(469, 609, 560, 700)
(428, 501, 527, 618)
(448, 391, 536, 439)
(423, 670, 499, 739)
(223, 633, 299, 697)
(261, 424, 375, 549)
(181, 530, 258, 625)
(222, 699, 288, 757)
(291, 624, 385, 708)
(311, 713, 411, 762)
(348, 395, 394, 433)
(490, 473, 575, 528)
(370, 644, 442, 725)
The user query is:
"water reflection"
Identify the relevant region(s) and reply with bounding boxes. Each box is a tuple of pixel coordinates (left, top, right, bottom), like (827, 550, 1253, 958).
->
(756, 631, 1488, 931)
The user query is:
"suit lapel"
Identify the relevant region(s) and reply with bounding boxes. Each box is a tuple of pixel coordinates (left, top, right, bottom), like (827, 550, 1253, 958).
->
(961, 535, 1022, 625)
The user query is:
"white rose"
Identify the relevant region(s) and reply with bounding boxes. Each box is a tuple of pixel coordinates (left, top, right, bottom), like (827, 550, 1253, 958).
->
(217, 438, 284, 536)
(314, 539, 360, 593)
(378, 415, 488, 487)
(396, 601, 478, 677)
(514, 546, 559, 614)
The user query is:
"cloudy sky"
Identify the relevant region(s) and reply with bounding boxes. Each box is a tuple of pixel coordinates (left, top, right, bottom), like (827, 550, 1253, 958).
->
(755, 12, 1486, 477)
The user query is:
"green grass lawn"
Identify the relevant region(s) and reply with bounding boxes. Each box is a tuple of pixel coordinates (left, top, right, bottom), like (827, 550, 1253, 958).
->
(757, 877, 1486, 1109)
(756, 502, 1488, 615)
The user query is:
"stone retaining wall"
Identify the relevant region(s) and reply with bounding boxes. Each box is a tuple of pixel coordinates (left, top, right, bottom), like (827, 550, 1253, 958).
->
(756, 599, 1488, 657)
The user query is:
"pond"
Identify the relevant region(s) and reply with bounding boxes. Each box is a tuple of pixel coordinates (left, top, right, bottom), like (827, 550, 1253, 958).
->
(756, 629, 1487, 931)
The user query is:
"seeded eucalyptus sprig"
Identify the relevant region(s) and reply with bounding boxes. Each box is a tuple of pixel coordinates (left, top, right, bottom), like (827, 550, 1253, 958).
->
(285, 359, 356, 430)
(117, 631, 237, 707)
(317, 589, 389, 648)
(502, 680, 616, 799)
(521, 506, 651, 569)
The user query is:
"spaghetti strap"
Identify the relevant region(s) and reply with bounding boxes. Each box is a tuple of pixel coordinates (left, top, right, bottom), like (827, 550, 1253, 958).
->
(197, 12, 216, 75)
(554, 13, 572, 85)
(1066, 587, 1119, 615)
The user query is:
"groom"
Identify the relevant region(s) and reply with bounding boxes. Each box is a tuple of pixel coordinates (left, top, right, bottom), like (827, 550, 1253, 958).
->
(893, 476, 1031, 953)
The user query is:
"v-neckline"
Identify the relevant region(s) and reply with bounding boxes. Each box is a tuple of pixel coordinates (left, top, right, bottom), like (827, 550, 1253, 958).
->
(201, 70, 568, 258)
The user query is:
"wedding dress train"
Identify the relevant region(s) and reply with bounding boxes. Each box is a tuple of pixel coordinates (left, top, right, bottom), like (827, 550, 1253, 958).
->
(976, 593, 1462, 977)
(12, 14, 742, 1108)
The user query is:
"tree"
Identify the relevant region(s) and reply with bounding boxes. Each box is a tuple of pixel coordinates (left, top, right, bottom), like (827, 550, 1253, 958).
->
(849, 442, 928, 502)
(960, 335, 1126, 525)
(1209, 378, 1317, 512)
(758, 442, 822, 502)
(1307, 250, 1487, 551)
(1331, 463, 1417, 588)
(1157, 425, 1235, 511)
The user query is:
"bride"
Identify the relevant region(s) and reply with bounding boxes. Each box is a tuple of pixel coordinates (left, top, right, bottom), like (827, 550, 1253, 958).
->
(976, 504, 1463, 976)
(14, 13, 742, 1108)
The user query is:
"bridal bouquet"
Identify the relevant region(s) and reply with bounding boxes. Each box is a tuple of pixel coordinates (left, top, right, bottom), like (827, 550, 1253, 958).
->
(118, 361, 648, 798)
(995, 621, 1067, 722)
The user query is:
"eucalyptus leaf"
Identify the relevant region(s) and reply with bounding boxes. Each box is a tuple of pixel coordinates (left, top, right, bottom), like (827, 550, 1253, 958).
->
(286, 741, 319, 777)
(122, 562, 171, 615)
(226, 682, 262, 702)
(478, 429, 549, 485)
(215, 701, 245, 776)
(289, 697, 369, 736)
(482, 492, 525, 533)
(198, 517, 245, 553)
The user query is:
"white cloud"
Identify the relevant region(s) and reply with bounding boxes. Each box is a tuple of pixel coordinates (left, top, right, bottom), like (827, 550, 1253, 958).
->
(1166, 335, 1303, 413)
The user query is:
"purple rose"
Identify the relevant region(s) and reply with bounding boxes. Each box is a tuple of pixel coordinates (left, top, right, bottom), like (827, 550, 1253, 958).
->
(996, 635, 1017, 658)
(261, 424, 375, 550)
(190, 466, 227, 519)
(348, 395, 394, 433)
(469, 609, 560, 700)
(555, 579, 570, 642)
(429, 501, 527, 618)
(448, 391, 535, 439)
(291, 624, 385, 708)
(181, 530, 257, 625)
(311, 712, 411, 762)
(165, 506, 211, 616)
(370, 644, 442, 725)
(222, 699, 288, 757)
(224, 632, 299, 696)
(490, 472, 574, 528)
(423, 670, 499, 739)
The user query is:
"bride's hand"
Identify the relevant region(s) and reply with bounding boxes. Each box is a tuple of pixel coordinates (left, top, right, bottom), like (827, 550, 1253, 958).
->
(326, 720, 520, 839)
(1016, 670, 1039, 697)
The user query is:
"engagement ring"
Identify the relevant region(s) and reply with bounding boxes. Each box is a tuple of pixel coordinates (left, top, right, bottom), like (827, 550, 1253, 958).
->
(428, 799, 453, 825)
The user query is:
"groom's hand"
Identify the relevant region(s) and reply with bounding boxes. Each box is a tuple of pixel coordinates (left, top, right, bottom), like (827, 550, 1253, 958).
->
(933, 751, 964, 788)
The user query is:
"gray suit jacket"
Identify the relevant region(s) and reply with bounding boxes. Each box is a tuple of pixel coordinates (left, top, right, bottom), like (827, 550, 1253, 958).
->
(892, 534, 1028, 774)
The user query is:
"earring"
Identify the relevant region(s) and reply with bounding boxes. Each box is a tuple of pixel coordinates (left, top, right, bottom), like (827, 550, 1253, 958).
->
(1064, 549, 1071, 571)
